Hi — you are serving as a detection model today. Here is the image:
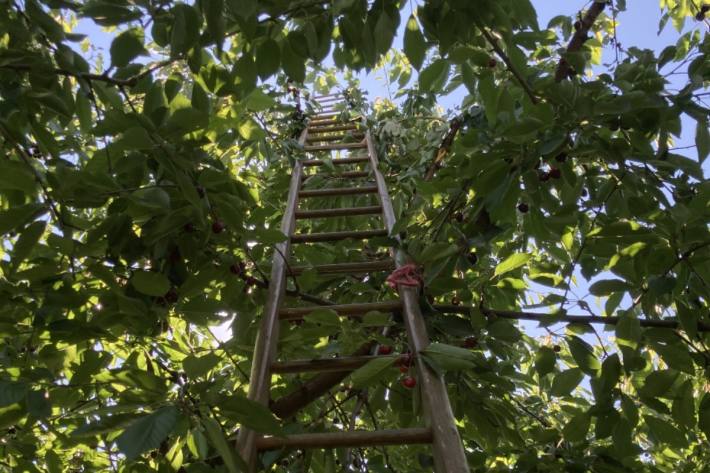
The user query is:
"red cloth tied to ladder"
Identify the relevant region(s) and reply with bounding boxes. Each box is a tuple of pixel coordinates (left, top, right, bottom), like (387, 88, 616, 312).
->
(386, 264, 423, 290)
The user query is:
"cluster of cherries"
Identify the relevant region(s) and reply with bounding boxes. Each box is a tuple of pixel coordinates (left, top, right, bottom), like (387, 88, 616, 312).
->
(229, 260, 259, 289)
(377, 346, 417, 389)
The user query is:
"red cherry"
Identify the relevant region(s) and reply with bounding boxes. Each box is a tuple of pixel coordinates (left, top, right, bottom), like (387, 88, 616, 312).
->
(488, 57, 497, 68)
(399, 365, 409, 373)
(453, 212, 464, 223)
(402, 376, 417, 388)
(549, 167, 562, 179)
(463, 337, 478, 349)
(183, 223, 195, 233)
(467, 252, 478, 265)
(451, 296, 461, 306)
(229, 263, 242, 276)
(378, 345, 393, 355)
(539, 171, 551, 182)
(396, 353, 412, 366)
(164, 288, 179, 304)
(553, 345, 562, 353)
(211, 220, 225, 234)
(517, 202, 529, 213)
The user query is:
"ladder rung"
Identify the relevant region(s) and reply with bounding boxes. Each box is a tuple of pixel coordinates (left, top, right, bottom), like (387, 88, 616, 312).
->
(312, 112, 339, 119)
(302, 156, 369, 167)
(271, 354, 397, 374)
(307, 134, 364, 143)
(256, 428, 433, 450)
(308, 118, 355, 127)
(308, 124, 358, 134)
(288, 259, 395, 275)
(313, 93, 341, 100)
(298, 185, 378, 198)
(279, 300, 402, 320)
(304, 142, 367, 151)
(291, 229, 388, 243)
(295, 205, 382, 219)
(302, 170, 370, 180)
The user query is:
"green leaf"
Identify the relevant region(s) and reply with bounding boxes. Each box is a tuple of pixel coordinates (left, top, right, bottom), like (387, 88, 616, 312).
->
(170, 4, 201, 57)
(0, 380, 28, 407)
(671, 381, 695, 429)
(12, 221, 45, 267)
(251, 228, 286, 245)
(0, 161, 37, 194)
(244, 89, 275, 111)
(421, 343, 479, 371)
(563, 411, 590, 443)
(615, 313, 642, 349)
(110, 28, 145, 67)
(589, 279, 631, 296)
(493, 253, 531, 277)
(183, 353, 221, 379)
(696, 116, 709, 163)
(349, 356, 396, 388)
(217, 395, 282, 435)
(534, 347, 556, 376)
(201, 417, 245, 473)
(131, 271, 171, 297)
(255, 39, 281, 79)
(403, 15, 426, 70)
(0, 204, 45, 236)
(699, 393, 710, 440)
(653, 342, 695, 374)
(567, 335, 601, 374)
(116, 406, 180, 460)
(550, 368, 584, 397)
(419, 59, 449, 92)
(643, 415, 687, 448)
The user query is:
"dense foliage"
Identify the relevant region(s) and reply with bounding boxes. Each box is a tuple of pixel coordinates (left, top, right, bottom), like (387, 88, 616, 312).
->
(1, 0, 709, 471)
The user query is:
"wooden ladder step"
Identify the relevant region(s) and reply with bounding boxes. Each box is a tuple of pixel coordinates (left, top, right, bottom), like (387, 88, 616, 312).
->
(308, 124, 358, 134)
(298, 185, 378, 198)
(295, 205, 382, 219)
(279, 300, 402, 320)
(288, 259, 395, 275)
(308, 118, 355, 127)
(256, 428, 433, 450)
(307, 134, 364, 143)
(271, 354, 398, 374)
(302, 156, 369, 167)
(312, 112, 340, 119)
(301, 171, 371, 180)
(313, 93, 341, 100)
(304, 142, 367, 151)
(291, 229, 388, 243)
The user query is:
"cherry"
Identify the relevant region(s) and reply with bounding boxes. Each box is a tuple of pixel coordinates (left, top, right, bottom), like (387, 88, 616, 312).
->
(396, 353, 412, 367)
(377, 345, 393, 355)
(488, 57, 497, 68)
(211, 219, 225, 234)
(454, 212, 464, 223)
(467, 252, 478, 265)
(573, 20, 582, 30)
(183, 222, 195, 233)
(229, 263, 243, 276)
(451, 296, 461, 306)
(196, 186, 205, 198)
(402, 376, 417, 389)
(399, 365, 409, 373)
(555, 152, 567, 163)
(539, 171, 550, 182)
(696, 10, 706, 20)
(8, 427, 16, 435)
(164, 288, 179, 304)
(463, 337, 478, 349)
(245, 276, 258, 287)
(553, 345, 562, 353)
(517, 202, 529, 213)
(549, 167, 562, 179)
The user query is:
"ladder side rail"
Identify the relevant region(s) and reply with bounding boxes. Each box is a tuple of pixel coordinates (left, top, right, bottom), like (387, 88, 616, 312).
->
(365, 131, 470, 473)
(236, 128, 308, 471)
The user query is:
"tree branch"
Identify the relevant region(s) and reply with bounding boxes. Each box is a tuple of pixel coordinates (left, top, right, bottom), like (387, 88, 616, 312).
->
(424, 117, 462, 181)
(555, 1, 607, 82)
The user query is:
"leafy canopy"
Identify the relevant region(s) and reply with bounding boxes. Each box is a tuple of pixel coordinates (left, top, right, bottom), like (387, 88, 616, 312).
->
(0, 0, 709, 472)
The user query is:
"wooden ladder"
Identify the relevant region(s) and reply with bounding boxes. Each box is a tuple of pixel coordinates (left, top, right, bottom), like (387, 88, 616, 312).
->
(235, 92, 469, 472)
